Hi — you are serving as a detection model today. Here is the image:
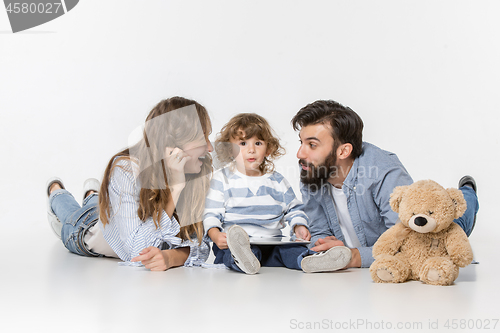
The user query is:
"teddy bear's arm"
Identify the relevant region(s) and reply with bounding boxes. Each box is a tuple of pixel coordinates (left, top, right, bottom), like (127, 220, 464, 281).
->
(372, 222, 408, 257)
(445, 223, 473, 267)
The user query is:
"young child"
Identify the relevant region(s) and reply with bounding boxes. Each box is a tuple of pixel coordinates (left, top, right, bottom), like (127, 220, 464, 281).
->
(203, 113, 351, 274)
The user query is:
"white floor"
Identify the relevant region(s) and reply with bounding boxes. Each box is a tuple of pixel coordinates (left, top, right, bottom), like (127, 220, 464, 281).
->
(2, 1, 500, 332)
(1, 219, 498, 333)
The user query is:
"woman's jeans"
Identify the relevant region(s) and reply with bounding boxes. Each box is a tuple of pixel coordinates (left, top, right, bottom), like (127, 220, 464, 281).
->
(49, 189, 102, 257)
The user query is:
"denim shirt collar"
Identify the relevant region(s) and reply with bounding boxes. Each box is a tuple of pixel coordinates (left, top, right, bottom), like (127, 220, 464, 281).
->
(341, 150, 360, 192)
(316, 149, 361, 195)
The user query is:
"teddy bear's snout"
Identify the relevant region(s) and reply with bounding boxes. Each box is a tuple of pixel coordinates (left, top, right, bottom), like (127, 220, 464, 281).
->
(409, 213, 437, 233)
(414, 216, 428, 226)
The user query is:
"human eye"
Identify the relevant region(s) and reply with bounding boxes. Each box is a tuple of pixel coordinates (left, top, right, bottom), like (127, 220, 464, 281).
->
(239, 141, 246, 146)
(255, 141, 263, 146)
(309, 142, 317, 149)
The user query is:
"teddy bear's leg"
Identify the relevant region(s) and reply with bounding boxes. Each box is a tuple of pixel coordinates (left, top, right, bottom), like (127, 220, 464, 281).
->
(419, 257, 460, 286)
(370, 254, 411, 283)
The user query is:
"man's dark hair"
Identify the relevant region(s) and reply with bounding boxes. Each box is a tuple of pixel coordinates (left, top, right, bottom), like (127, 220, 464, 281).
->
(291, 100, 364, 159)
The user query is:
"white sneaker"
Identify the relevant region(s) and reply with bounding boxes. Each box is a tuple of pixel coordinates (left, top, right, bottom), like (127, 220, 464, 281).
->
(226, 225, 260, 274)
(82, 178, 100, 202)
(46, 177, 64, 239)
(301, 246, 352, 273)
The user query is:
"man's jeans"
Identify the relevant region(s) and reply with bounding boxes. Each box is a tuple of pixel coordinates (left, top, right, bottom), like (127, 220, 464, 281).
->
(455, 186, 479, 236)
(49, 189, 101, 257)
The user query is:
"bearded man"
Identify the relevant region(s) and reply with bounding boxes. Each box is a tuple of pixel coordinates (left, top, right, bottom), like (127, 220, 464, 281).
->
(292, 100, 479, 268)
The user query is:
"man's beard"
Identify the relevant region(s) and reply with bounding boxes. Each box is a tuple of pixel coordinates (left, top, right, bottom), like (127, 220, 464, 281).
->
(299, 150, 337, 191)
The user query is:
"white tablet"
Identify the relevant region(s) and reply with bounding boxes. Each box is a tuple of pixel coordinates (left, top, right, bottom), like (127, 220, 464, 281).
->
(249, 236, 310, 245)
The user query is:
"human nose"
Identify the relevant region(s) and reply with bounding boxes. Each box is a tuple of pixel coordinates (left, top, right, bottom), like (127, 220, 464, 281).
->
(297, 144, 306, 160)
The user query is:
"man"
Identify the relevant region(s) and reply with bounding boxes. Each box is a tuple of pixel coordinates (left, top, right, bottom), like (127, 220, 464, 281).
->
(292, 100, 479, 268)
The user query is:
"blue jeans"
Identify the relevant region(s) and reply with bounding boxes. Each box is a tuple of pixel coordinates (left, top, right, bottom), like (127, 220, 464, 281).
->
(49, 189, 102, 257)
(455, 186, 479, 236)
(212, 243, 311, 272)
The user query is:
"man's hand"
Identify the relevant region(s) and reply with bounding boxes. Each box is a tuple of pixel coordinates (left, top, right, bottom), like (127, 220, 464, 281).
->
(311, 236, 345, 252)
(311, 236, 362, 268)
(208, 228, 228, 249)
(293, 225, 311, 241)
(131, 247, 171, 271)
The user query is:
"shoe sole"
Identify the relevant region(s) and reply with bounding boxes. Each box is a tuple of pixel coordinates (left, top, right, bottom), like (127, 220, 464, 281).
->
(226, 226, 260, 274)
(458, 175, 477, 193)
(46, 177, 64, 239)
(458, 175, 477, 234)
(83, 178, 100, 202)
(301, 246, 352, 273)
(47, 211, 62, 239)
(46, 177, 64, 196)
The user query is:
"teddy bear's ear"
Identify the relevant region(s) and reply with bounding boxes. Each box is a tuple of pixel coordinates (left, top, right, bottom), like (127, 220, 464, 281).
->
(446, 188, 467, 219)
(390, 185, 408, 213)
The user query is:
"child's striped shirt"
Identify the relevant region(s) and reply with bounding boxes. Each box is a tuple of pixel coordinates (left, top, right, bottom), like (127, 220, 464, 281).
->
(203, 167, 309, 238)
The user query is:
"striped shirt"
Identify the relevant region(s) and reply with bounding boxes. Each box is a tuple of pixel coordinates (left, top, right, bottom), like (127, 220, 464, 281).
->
(99, 159, 209, 267)
(203, 167, 309, 237)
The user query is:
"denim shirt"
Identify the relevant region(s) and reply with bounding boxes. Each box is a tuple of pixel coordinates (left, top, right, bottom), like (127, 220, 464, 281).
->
(299, 142, 413, 268)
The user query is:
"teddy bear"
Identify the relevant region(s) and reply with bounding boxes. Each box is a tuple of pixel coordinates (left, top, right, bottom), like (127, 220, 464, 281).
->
(369, 180, 473, 286)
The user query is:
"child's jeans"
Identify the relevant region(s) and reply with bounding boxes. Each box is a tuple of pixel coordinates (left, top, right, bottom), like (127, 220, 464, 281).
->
(212, 243, 311, 272)
(49, 189, 102, 257)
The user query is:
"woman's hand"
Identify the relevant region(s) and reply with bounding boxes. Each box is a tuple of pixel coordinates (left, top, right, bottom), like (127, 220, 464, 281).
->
(131, 246, 171, 271)
(164, 147, 191, 190)
(164, 147, 191, 218)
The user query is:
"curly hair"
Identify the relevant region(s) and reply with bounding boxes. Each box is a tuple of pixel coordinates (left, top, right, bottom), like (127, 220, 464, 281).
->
(215, 113, 284, 174)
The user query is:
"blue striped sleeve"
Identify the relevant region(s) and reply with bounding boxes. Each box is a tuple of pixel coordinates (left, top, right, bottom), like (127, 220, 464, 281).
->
(203, 171, 225, 235)
(175, 236, 210, 267)
(279, 176, 309, 235)
(104, 160, 181, 264)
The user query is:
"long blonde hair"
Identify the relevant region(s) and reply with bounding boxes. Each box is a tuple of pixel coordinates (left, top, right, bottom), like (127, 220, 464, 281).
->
(99, 97, 213, 244)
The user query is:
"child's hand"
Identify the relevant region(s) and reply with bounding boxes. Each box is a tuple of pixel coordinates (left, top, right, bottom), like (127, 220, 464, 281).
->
(208, 228, 228, 249)
(131, 246, 171, 271)
(294, 225, 311, 241)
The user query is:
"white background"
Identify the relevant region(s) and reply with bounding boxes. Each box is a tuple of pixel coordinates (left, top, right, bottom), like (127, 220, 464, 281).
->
(1, 1, 499, 332)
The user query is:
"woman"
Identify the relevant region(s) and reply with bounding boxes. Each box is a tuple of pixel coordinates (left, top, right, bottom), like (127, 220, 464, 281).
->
(46, 97, 213, 271)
